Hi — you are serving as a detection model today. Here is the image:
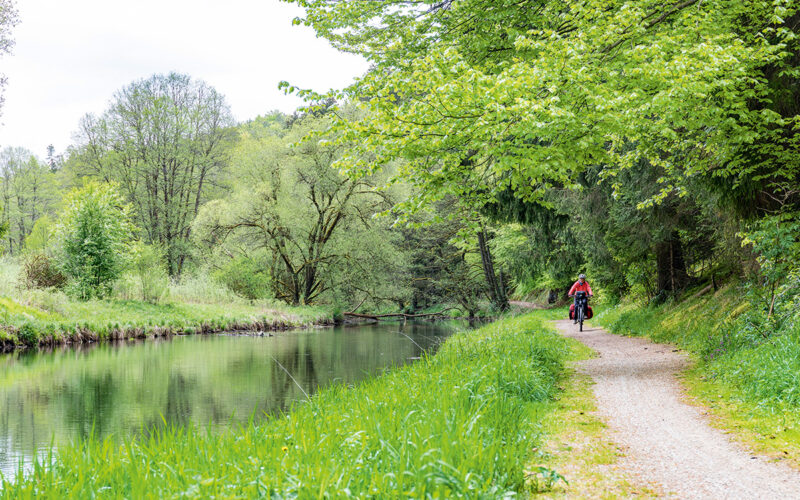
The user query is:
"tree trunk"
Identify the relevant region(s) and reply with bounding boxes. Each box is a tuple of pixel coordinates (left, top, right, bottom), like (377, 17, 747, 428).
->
(655, 232, 690, 295)
(478, 230, 509, 311)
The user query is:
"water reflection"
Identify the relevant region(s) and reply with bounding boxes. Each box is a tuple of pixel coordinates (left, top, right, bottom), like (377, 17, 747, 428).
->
(0, 321, 465, 479)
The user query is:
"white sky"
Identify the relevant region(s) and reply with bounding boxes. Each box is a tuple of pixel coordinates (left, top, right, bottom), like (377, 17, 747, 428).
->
(0, 0, 369, 158)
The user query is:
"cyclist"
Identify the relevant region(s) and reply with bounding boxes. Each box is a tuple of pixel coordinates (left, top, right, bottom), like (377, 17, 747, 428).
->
(568, 274, 593, 324)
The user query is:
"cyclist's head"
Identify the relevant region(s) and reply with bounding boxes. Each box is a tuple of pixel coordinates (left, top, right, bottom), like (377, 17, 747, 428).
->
(578, 273, 586, 281)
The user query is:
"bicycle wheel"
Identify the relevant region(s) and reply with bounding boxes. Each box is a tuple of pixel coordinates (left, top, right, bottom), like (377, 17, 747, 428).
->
(578, 306, 584, 331)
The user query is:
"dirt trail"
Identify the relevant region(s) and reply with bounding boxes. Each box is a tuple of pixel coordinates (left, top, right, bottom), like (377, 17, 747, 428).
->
(509, 300, 542, 309)
(553, 320, 800, 499)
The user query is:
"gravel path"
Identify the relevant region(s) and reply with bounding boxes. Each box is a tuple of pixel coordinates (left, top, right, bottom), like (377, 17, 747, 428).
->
(553, 320, 800, 499)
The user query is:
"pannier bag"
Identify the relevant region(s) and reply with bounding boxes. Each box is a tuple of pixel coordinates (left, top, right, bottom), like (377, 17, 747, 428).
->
(569, 304, 593, 320)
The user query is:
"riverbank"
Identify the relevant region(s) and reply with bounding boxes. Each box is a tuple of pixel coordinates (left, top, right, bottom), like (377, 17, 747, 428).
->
(0, 295, 331, 350)
(0, 257, 332, 350)
(1, 312, 569, 497)
(595, 285, 800, 468)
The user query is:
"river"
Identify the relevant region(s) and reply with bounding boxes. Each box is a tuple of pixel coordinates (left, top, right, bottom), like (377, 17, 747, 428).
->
(0, 320, 467, 480)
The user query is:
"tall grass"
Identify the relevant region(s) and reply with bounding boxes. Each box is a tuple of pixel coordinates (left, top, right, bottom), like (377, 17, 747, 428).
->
(1, 313, 568, 498)
(0, 257, 21, 297)
(168, 272, 243, 304)
(0, 256, 331, 348)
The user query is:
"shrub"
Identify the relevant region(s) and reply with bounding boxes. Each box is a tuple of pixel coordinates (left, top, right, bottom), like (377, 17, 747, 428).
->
(22, 252, 67, 289)
(23, 214, 55, 253)
(740, 213, 800, 320)
(16, 323, 39, 346)
(214, 256, 271, 300)
(53, 181, 135, 300)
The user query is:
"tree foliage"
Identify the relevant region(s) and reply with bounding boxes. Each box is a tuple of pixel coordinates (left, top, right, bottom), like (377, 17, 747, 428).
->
(214, 254, 272, 301)
(741, 213, 800, 318)
(286, 0, 799, 300)
(72, 73, 236, 275)
(54, 181, 135, 299)
(289, 0, 799, 214)
(194, 112, 402, 307)
(0, 147, 60, 254)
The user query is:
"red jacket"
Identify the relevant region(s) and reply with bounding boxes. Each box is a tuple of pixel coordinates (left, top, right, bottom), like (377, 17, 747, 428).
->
(568, 280, 593, 296)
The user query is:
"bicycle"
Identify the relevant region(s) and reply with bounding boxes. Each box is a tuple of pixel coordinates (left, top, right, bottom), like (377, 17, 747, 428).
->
(573, 291, 589, 332)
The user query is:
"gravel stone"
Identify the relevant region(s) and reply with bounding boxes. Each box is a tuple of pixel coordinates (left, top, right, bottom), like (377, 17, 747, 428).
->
(554, 320, 800, 499)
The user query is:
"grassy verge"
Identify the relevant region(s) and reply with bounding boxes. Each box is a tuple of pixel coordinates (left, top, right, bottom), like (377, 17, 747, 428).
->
(594, 285, 800, 468)
(518, 311, 660, 498)
(2, 313, 570, 498)
(0, 293, 330, 350)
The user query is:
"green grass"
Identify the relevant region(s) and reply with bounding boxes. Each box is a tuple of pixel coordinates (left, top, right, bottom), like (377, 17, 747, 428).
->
(2, 313, 570, 498)
(0, 295, 329, 348)
(0, 257, 330, 348)
(594, 285, 800, 465)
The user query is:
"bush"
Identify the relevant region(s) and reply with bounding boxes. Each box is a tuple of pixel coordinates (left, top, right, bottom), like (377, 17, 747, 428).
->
(22, 252, 67, 289)
(214, 256, 271, 300)
(740, 213, 800, 320)
(23, 215, 55, 253)
(53, 181, 135, 300)
(16, 323, 39, 346)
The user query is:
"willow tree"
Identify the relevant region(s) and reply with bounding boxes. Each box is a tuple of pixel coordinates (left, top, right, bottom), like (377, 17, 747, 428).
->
(287, 0, 799, 293)
(194, 113, 401, 306)
(72, 73, 235, 275)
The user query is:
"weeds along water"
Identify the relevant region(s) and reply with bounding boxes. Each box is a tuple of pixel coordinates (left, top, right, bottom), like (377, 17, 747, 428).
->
(0, 293, 331, 350)
(0, 258, 331, 349)
(1, 313, 569, 498)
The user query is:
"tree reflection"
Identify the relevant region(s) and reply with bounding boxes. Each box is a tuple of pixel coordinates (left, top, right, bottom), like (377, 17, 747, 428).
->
(0, 321, 465, 479)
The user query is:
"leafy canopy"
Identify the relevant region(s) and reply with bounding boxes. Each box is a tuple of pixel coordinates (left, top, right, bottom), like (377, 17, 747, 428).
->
(286, 0, 799, 213)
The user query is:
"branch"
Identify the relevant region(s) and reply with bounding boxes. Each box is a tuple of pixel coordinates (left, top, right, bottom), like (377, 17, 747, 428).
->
(343, 307, 459, 320)
(601, 0, 700, 54)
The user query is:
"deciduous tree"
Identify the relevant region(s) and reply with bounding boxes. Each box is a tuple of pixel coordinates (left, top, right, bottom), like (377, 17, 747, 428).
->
(72, 73, 236, 275)
(0, 0, 18, 117)
(290, 0, 798, 208)
(194, 113, 399, 306)
(54, 181, 135, 299)
(0, 147, 59, 254)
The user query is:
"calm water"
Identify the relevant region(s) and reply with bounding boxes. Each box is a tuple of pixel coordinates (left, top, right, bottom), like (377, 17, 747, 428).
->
(0, 321, 466, 480)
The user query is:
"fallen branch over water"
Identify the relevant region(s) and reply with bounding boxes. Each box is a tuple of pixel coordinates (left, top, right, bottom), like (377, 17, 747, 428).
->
(344, 308, 459, 321)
